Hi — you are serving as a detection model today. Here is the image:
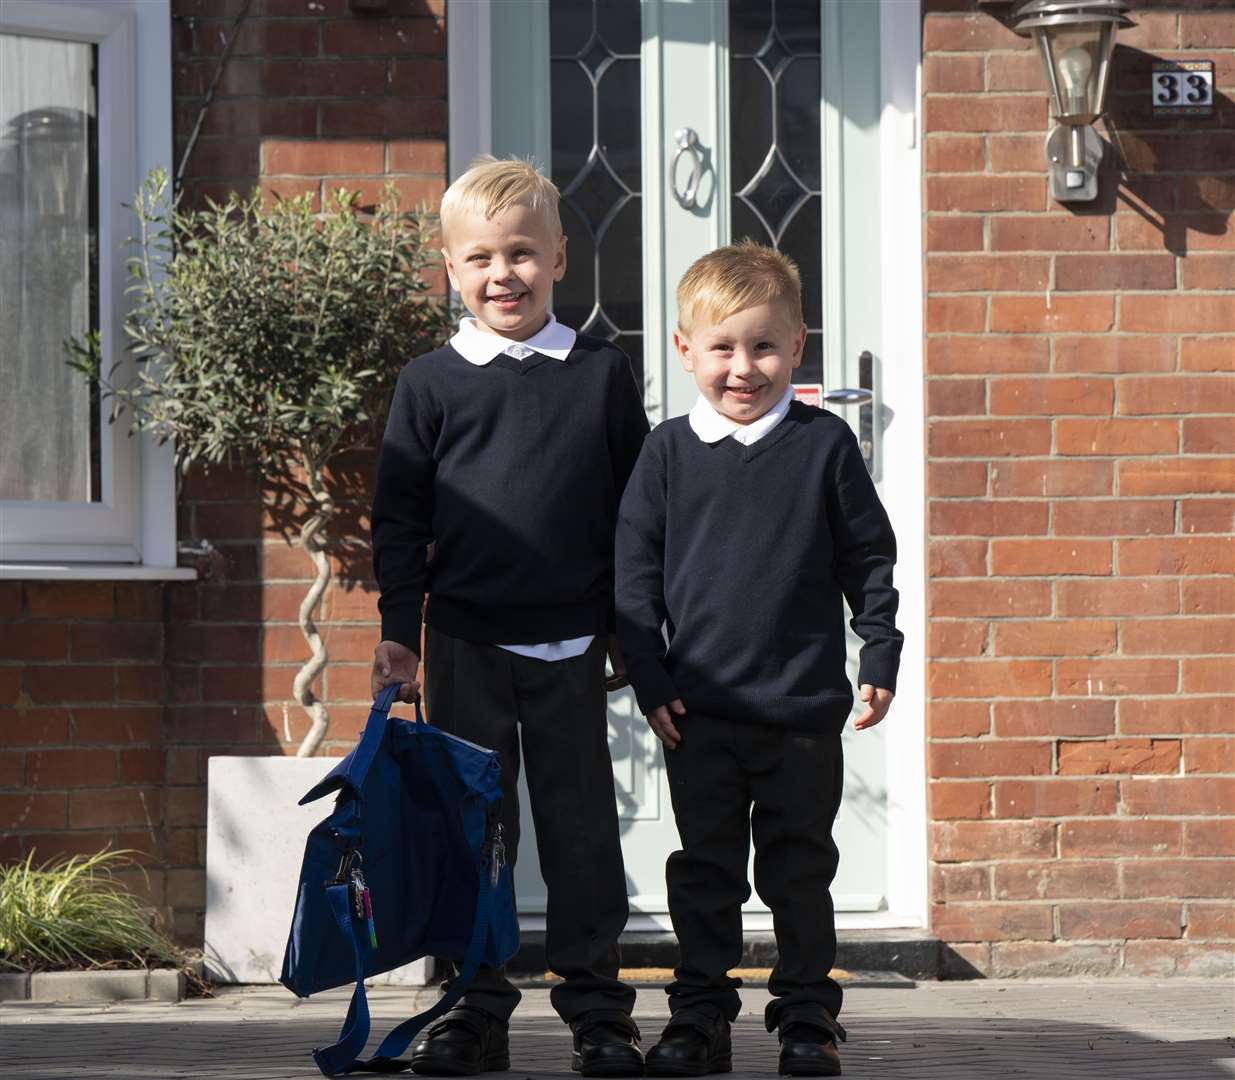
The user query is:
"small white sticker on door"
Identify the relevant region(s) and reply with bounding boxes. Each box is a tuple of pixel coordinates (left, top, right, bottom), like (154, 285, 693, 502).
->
(794, 384, 824, 408)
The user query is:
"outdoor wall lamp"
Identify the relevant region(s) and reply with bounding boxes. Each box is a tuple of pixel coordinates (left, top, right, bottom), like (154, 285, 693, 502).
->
(1008, 0, 1134, 202)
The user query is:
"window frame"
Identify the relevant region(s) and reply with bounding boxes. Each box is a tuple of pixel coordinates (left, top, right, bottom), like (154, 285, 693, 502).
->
(0, 0, 184, 577)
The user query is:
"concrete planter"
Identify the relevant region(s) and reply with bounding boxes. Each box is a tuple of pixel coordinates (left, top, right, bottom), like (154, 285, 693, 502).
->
(204, 756, 433, 987)
(0, 968, 185, 1002)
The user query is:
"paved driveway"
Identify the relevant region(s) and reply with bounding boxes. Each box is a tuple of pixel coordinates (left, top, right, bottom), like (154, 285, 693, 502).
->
(4, 980, 1233, 1079)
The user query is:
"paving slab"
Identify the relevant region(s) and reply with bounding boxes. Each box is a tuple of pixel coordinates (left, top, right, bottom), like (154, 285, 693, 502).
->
(2, 980, 1232, 1079)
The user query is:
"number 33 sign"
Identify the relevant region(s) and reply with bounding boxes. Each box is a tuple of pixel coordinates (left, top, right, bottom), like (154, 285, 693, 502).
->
(1152, 61, 1214, 117)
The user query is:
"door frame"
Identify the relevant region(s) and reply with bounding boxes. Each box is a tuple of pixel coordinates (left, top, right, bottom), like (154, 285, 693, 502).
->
(446, 0, 926, 931)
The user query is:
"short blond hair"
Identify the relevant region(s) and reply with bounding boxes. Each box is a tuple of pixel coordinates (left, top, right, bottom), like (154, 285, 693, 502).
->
(676, 241, 803, 335)
(440, 155, 561, 241)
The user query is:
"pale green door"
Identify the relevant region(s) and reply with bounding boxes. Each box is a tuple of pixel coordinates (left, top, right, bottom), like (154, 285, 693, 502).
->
(484, 0, 910, 926)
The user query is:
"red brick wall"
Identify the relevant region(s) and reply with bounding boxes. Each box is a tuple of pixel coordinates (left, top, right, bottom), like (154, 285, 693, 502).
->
(924, 2, 1234, 976)
(0, 0, 447, 943)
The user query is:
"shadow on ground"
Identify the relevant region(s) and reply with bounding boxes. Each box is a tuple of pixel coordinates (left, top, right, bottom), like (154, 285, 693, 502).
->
(7, 1012, 1234, 1079)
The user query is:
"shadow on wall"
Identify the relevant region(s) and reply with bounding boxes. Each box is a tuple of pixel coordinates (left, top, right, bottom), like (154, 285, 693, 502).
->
(1098, 45, 1232, 255)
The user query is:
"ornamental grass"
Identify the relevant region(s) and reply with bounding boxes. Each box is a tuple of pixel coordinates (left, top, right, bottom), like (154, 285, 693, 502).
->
(0, 849, 182, 973)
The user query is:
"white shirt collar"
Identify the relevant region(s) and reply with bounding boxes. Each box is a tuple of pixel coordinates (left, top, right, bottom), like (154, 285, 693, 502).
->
(449, 314, 577, 366)
(688, 386, 795, 446)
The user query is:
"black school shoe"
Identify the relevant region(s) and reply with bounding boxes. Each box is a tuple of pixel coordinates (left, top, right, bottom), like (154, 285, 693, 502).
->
(777, 1019, 844, 1077)
(645, 1011, 732, 1077)
(570, 1014, 645, 1077)
(410, 1006, 510, 1076)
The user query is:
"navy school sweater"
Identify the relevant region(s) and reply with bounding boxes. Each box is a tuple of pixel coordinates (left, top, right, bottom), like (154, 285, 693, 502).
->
(615, 402, 902, 732)
(371, 335, 650, 651)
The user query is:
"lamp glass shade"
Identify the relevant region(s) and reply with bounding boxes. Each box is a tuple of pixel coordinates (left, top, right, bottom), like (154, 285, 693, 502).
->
(1031, 19, 1120, 123)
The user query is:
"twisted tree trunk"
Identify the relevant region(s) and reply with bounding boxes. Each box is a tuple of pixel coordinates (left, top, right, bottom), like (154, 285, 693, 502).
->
(293, 463, 334, 757)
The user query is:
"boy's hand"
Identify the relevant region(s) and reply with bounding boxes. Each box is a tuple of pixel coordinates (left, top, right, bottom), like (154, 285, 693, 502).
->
(371, 640, 421, 703)
(605, 634, 629, 692)
(647, 699, 686, 749)
(854, 684, 893, 731)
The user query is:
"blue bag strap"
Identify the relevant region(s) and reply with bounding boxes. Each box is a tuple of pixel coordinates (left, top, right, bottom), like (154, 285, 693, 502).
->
(310, 840, 500, 1076)
(346, 684, 402, 794)
(299, 684, 410, 807)
(311, 884, 373, 1076)
(360, 870, 496, 1070)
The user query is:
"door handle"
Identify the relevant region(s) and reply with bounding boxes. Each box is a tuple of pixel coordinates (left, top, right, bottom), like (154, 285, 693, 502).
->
(670, 127, 703, 210)
(820, 389, 872, 405)
(821, 351, 876, 476)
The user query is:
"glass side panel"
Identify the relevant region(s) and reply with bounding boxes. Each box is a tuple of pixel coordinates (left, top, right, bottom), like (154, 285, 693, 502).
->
(0, 33, 99, 502)
(728, 0, 821, 389)
(549, 0, 643, 389)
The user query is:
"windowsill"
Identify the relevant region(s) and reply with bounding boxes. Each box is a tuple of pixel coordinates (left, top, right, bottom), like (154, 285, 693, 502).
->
(0, 563, 198, 582)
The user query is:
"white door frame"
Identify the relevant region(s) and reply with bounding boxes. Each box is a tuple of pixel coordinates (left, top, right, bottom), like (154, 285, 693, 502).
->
(446, 0, 926, 931)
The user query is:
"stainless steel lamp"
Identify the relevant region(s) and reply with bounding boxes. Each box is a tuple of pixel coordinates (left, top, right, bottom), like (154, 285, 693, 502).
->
(1010, 0, 1134, 202)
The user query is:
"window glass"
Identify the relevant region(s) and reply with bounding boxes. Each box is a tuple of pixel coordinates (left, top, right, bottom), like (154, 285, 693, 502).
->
(0, 33, 99, 502)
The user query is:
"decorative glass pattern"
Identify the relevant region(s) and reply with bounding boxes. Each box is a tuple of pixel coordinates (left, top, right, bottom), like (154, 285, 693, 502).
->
(550, 0, 644, 385)
(729, 0, 823, 385)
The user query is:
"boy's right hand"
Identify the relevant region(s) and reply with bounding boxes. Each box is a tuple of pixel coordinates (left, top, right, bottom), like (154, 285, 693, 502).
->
(371, 640, 421, 703)
(647, 699, 686, 749)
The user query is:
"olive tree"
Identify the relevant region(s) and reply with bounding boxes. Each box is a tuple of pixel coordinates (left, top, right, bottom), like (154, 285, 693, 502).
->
(69, 167, 450, 755)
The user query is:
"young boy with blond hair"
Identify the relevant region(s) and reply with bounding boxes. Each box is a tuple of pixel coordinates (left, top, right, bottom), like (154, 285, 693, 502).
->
(616, 241, 902, 1077)
(371, 157, 649, 1077)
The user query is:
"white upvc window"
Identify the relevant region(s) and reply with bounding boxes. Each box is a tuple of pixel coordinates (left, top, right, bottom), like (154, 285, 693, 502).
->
(0, 0, 190, 580)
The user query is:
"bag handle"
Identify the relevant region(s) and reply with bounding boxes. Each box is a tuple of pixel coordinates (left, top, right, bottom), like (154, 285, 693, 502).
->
(310, 856, 498, 1076)
(299, 684, 412, 807)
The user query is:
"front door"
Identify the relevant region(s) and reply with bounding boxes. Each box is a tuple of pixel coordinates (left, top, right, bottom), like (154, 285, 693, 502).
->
(450, 0, 926, 930)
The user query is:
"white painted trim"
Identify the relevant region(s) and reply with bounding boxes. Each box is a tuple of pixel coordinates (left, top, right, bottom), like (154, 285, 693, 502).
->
(0, 0, 178, 573)
(878, 0, 927, 930)
(0, 563, 196, 581)
(135, 0, 176, 569)
(641, 0, 729, 422)
(640, 1, 667, 421)
(446, 0, 490, 181)
(637, 4, 666, 422)
(820, 0, 845, 371)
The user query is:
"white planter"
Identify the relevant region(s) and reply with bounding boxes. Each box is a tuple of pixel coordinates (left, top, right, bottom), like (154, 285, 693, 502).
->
(204, 756, 432, 987)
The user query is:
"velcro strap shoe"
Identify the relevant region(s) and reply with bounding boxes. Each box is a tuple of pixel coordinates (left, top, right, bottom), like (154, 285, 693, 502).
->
(777, 1020, 842, 1077)
(570, 1016, 644, 1077)
(410, 1006, 510, 1076)
(645, 1011, 732, 1077)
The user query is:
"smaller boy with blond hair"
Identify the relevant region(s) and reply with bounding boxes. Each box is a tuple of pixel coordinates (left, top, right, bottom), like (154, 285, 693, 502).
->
(616, 241, 902, 1077)
(372, 157, 649, 1076)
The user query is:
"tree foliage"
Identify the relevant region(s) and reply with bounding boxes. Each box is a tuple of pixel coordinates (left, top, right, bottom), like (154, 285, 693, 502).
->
(68, 166, 450, 480)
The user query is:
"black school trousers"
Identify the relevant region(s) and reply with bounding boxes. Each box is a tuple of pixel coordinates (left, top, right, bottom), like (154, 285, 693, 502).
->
(423, 626, 637, 1028)
(663, 711, 846, 1033)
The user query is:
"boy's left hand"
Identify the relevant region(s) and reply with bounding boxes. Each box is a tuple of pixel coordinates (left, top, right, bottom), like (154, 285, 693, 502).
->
(854, 684, 894, 730)
(605, 634, 629, 691)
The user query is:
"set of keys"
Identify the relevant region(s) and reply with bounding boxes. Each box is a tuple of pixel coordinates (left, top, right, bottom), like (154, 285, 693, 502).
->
(489, 824, 506, 888)
(349, 867, 377, 950)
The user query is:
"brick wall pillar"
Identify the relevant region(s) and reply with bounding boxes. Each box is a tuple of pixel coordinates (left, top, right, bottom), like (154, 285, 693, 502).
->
(923, 2, 1234, 977)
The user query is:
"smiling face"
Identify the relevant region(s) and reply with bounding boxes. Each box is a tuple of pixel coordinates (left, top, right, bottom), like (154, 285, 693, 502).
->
(675, 301, 806, 425)
(441, 202, 567, 342)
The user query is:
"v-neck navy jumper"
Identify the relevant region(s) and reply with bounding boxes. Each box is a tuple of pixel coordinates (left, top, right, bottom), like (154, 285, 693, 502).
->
(615, 402, 902, 732)
(371, 335, 650, 651)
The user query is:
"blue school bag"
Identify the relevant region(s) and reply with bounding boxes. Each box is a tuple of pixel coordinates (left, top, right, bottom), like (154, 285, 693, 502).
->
(280, 683, 520, 1077)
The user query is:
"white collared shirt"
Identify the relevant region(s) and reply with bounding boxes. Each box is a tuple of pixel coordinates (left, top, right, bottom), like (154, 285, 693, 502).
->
(688, 386, 795, 446)
(448, 314, 593, 663)
(449, 314, 577, 366)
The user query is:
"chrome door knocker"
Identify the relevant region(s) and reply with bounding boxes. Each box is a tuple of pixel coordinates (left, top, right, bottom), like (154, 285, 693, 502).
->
(670, 127, 703, 210)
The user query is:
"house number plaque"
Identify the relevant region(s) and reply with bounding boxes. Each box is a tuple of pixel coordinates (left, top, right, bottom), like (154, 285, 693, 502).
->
(1152, 60, 1214, 117)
